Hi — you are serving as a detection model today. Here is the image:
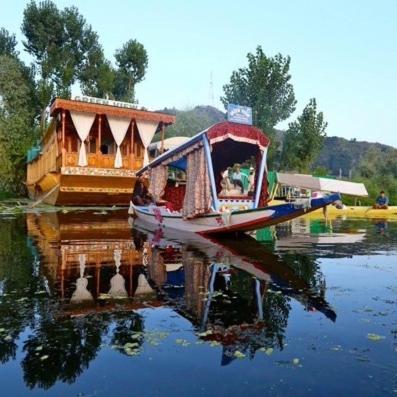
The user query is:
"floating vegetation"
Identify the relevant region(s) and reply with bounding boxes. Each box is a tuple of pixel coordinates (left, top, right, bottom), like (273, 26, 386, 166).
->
(175, 338, 190, 347)
(233, 351, 246, 359)
(367, 333, 386, 342)
(259, 347, 274, 356)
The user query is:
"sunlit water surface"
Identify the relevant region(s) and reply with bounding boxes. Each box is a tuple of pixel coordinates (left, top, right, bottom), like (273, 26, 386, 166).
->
(0, 211, 396, 396)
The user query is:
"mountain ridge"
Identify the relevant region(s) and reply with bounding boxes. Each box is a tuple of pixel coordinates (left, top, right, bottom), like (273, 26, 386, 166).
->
(160, 105, 396, 176)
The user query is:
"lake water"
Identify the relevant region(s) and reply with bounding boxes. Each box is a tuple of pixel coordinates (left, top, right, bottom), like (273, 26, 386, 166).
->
(0, 210, 396, 396)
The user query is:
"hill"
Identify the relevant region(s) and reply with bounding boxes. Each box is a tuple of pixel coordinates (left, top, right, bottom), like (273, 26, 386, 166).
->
(313, 137, 395, 177)
(156, 106, 225, 141)
(160, 106, 396, 177)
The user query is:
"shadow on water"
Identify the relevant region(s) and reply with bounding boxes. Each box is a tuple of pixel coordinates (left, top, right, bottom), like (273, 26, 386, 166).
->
(0, 211, 396, 394)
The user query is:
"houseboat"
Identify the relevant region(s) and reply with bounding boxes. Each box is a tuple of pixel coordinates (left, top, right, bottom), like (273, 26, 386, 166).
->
(26, 96, 175, 205)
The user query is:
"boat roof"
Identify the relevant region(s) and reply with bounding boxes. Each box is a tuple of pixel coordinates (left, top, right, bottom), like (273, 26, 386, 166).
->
(149, 136, 190, 151)
(276, 172, 368, 197)
(50, 98, 176, 126)
(137, 121, 270, 175)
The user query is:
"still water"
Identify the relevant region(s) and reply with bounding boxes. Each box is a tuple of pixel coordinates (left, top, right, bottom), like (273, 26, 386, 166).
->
(0, 210, 396, 396)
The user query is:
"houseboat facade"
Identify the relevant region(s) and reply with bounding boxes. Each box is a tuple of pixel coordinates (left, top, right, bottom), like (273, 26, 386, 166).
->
(26, 97, 175, 205)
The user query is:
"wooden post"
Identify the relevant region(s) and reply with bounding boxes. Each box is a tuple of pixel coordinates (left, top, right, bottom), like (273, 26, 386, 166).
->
(160, 123, 165, 154)
(61, 110, 66, 167)
(97, 115, 102, 166)
(130, 120, 134, 169)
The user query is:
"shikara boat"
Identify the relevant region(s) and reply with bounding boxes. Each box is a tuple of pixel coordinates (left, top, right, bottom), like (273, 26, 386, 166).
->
(131, 120, 362, 235)
(26, 96, 175, 205)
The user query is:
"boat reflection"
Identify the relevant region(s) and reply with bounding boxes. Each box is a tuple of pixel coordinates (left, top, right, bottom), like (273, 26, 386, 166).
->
(17, 211, 337, 387)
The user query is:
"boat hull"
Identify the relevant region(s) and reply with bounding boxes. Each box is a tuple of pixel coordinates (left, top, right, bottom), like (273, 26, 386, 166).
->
(132, 193, 341, 235)
(27, 171, 135, 206)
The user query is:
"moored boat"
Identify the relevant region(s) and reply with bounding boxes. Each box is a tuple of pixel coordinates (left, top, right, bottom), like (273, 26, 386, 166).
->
(131, 107, 363, 235)
(26, 96, 175, 205)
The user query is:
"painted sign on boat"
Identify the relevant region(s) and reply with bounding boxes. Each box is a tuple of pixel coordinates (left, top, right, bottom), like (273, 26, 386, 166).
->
(227, 104, 253, 125)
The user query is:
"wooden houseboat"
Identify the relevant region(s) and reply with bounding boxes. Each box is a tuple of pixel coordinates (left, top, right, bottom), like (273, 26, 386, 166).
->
(26, 97, 175, 205)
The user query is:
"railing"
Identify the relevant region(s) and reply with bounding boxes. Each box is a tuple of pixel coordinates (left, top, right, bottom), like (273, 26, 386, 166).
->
(27, 139, 58, 185)
(28, 142, 145, 185)
(64, 152, 143, 170)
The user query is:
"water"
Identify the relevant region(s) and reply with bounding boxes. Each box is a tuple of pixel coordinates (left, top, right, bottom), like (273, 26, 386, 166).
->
(0, 210, 396, 396)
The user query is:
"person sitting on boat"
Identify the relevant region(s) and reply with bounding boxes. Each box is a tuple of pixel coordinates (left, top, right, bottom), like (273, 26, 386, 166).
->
(132, 176, 153, 206)
(374, 191, 389, 209)
(219, 169, 242, 196)
(232, 164, 244, 194)
(247, 167, 255, 194)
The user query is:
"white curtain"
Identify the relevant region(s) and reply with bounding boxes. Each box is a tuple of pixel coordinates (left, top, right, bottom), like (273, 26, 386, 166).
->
(136, 120, 158, 166)
(107, 116, 132, 168)
(70, 111, 96, 167)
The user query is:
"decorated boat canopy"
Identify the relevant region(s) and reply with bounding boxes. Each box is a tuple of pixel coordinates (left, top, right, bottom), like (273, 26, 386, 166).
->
(137, 121, 270, 174)
(136, 121, 271, 218)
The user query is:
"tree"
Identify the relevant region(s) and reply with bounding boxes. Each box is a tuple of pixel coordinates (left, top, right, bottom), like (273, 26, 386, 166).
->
(0, 55, 38, 193)
(281, 99, 327, 172)
(0, 28, 18, 58)
(221, 46, 296, 164)
(114, 39, 148, 102)
(21, 1, 101, 106)
(79, 44, 115, 98)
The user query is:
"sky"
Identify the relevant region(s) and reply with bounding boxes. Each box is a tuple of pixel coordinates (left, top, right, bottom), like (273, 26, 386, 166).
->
(2, 0, 397, 146)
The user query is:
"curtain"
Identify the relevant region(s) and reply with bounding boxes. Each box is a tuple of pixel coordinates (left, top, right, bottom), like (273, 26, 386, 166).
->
(258, 147, 269, 207)
(136, 120, 158, 166)
(107, 116, 132, 168)
(70, 111, 96, 166)
(148, 165, 168, 201)
(182, 147, 211, 219)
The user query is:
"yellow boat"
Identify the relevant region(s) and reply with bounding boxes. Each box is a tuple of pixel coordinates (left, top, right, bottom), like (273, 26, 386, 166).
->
(268, 199, 397, 219)
(309, 205, 397, 219)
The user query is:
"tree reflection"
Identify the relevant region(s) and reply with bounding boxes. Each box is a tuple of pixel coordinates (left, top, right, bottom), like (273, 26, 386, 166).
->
(22, 314, 108, 389)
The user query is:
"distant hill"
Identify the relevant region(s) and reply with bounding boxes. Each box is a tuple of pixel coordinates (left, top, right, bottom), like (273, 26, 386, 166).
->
(157, 106, 225, 140)
(313, 137, 395, 177)
(160, 105, 396, 176)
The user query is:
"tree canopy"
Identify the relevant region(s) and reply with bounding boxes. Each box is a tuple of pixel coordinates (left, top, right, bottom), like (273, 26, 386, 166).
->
(281, 99, 327, 173)
(0, 28, 18, 58)
(221, 46, 297, 164)
(0, 55, 38, 194)
(21, 0, 149, 107)
(114, 39, 148, 102)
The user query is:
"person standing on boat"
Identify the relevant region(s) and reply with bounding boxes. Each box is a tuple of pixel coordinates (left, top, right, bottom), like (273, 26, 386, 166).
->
(374, 191, 389, 209)
(132, 176, 153, 205)
(232, 164, 244, 194)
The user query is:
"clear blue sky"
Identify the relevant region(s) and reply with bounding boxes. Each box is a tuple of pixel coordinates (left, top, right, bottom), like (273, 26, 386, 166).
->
(2, 0, 397, 146)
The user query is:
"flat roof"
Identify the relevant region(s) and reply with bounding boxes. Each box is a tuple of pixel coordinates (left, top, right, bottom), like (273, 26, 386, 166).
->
(50, 98, 176, 125)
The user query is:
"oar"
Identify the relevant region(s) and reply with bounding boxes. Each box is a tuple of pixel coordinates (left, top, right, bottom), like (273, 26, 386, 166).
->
(28, 184, 59, 208)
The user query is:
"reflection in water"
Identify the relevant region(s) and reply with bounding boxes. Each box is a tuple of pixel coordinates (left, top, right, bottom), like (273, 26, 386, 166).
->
(70, 254, 93, 303)
(1, 211, 396, 394)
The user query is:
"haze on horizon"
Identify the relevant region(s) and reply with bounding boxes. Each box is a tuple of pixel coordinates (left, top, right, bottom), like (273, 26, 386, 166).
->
(2, 0, 396, 146)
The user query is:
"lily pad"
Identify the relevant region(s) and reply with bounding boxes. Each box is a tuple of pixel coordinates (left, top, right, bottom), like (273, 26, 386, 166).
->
(234, 351, 246, 359)
(367, 333, 385, 341)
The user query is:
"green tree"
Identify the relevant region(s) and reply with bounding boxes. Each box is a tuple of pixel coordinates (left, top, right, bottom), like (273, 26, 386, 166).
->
(0, 28, 18, 57)
(79, 44, 116, 98)
(221, 46, 296, 164)
(281, 98, 327, 172)
(0, 55, 38, 193)
(114, 39, 148, 102)
(21, 1, 101, 106)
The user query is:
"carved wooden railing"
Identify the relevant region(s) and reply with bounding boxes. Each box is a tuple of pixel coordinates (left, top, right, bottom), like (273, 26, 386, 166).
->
(27, 139, 58, 185)
(63, 152, 143, 170)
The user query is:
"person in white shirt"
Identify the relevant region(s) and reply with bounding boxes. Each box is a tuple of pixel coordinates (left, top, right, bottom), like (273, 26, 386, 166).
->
(232, 165, 244, 194)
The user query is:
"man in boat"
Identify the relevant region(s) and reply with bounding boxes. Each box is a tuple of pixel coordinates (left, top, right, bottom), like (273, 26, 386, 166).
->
(232, 164, 244, 194)
(374, 191, 389, 209)
(132, 176, 153, 206)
